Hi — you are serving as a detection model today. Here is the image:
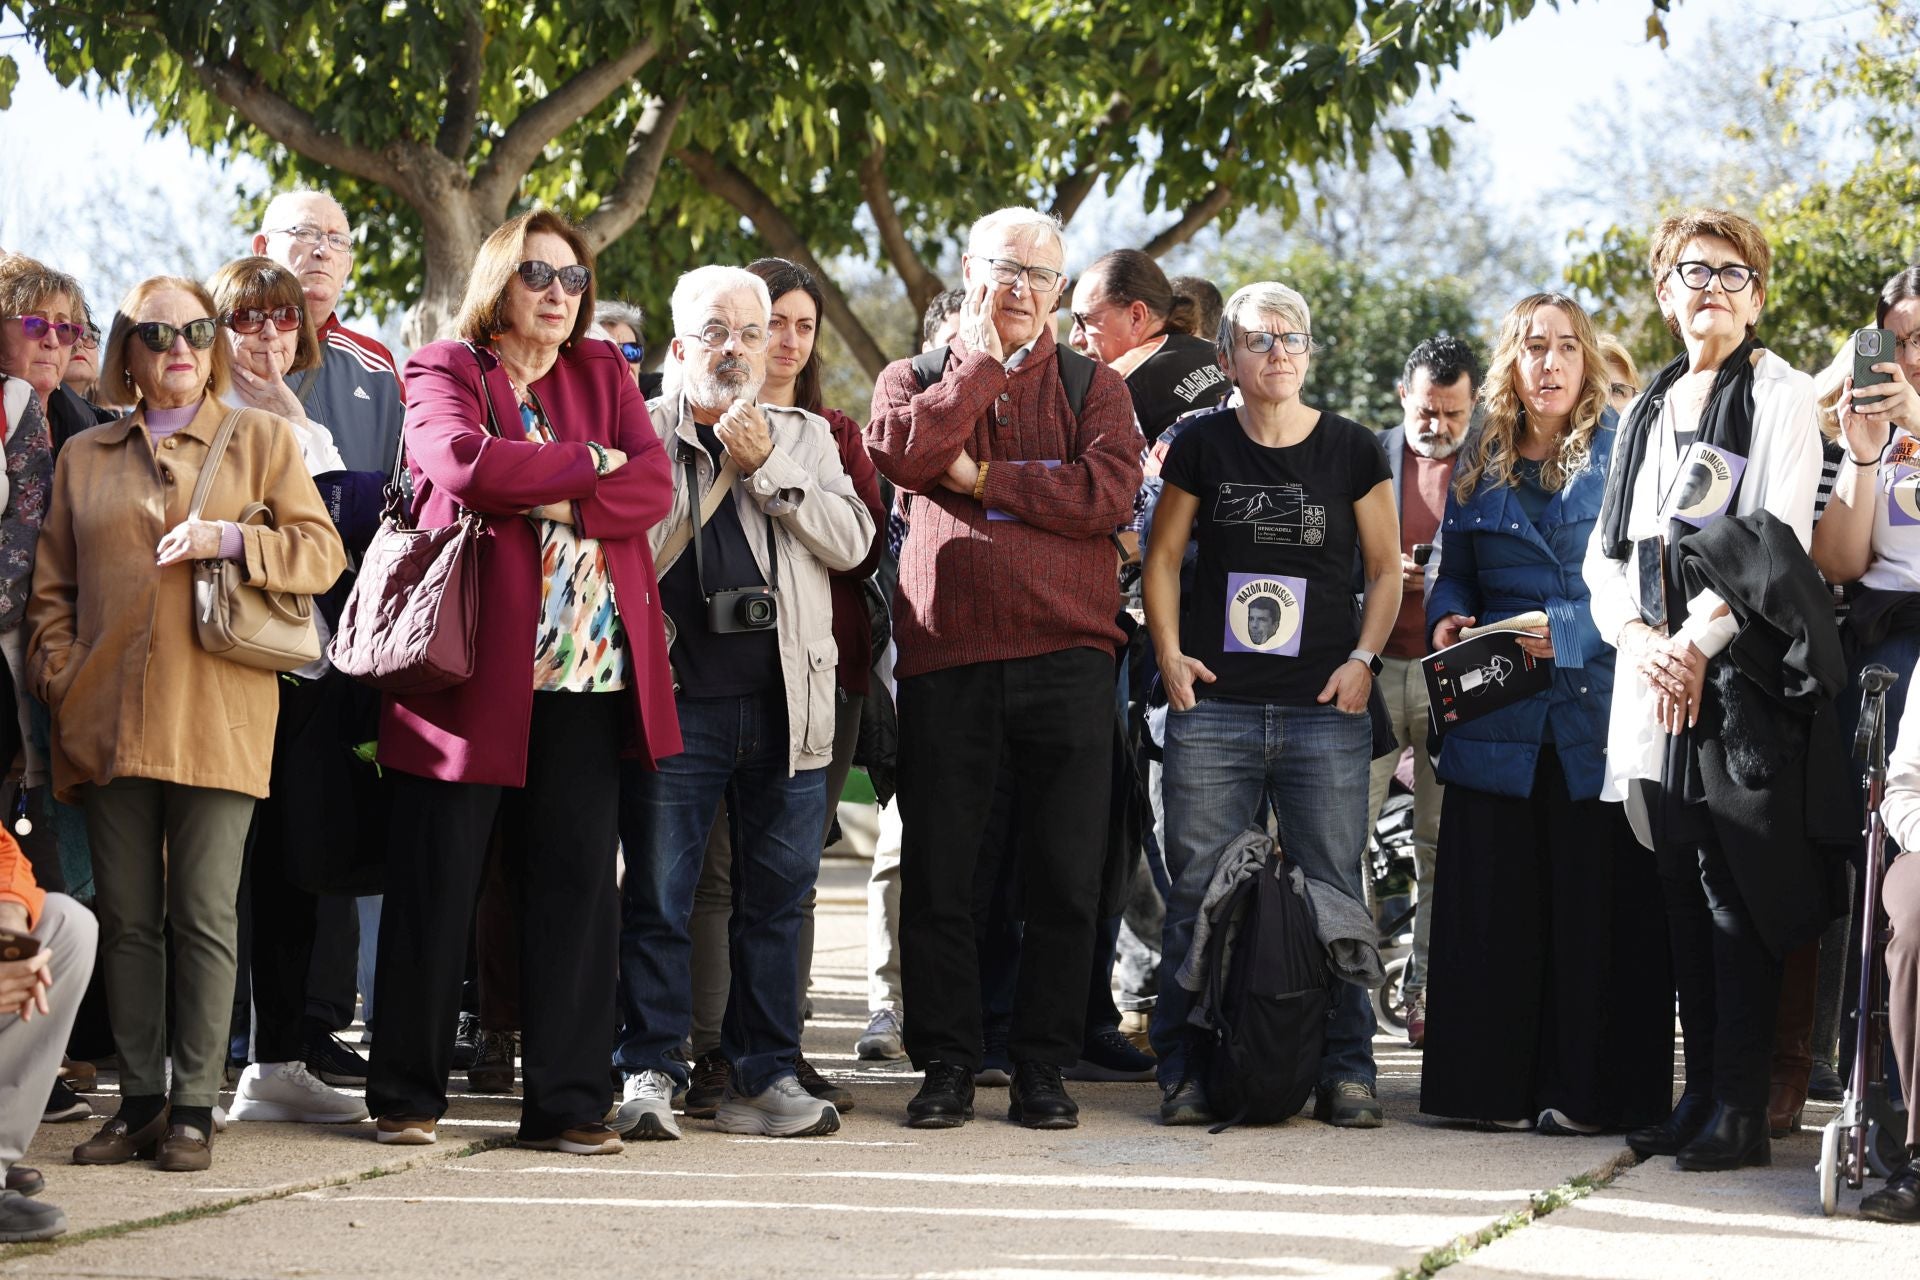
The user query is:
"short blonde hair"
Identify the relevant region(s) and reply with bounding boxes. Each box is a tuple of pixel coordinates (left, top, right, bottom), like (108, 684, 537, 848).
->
(206, 256, 322, 375)
(0, 254, 84, 330)
(1648, 208, 1771, 340)
(1595, 333, 1640, 396)
(456, 209, 597, 350)
(1217, 282, 1314, 357)
(98, 276, 234, 410)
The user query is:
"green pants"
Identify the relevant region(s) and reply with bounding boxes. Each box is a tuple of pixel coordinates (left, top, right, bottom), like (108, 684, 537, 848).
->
(84, 777, 256, 1107)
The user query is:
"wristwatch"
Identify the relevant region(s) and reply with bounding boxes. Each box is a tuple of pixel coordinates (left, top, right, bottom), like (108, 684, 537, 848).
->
(1349, 648, 1383, 676)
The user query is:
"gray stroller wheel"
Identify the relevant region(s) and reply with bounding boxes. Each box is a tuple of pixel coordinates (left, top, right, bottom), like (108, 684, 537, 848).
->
(1819, 1118, 1842, 1216)
(1374, 955, 1409, 1032)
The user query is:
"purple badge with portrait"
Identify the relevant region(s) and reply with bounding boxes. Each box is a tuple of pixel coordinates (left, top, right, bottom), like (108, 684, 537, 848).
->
(1223, 573, 1306, 657)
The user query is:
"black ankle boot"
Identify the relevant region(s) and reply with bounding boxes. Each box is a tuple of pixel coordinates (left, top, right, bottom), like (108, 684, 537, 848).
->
(1860, 1151, 1920, 1223)
(1626, 1093, 1714, 1158)
(1674, 1102, 1771, 1171)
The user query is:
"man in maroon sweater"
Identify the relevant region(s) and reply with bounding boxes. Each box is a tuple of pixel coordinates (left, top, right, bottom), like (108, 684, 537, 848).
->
(866, 207, 1143, 1130)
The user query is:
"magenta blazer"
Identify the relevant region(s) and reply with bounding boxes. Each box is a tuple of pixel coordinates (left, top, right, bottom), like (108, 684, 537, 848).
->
(377, 337, 682, 786)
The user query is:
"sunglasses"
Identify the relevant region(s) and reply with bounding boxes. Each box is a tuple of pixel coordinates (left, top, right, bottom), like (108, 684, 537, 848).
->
(516, 260, 591, 296)
(618, 341, 645, 365)
(223, 305, 302, 335)
(132, 319, 220, 353)
(10, 316, 84, 347)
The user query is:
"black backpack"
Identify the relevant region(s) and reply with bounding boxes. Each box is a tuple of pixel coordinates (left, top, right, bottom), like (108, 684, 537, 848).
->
(1196, 851, 1332, 1131)
(909, 343, 1097, 419)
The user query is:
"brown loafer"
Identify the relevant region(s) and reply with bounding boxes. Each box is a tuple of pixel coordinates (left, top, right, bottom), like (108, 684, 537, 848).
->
(4, 1166, 44, 1197)
(58, 1059, 98, 1092)
(154, 1124, 212, 1173)
(72, 1109, 169, 1165)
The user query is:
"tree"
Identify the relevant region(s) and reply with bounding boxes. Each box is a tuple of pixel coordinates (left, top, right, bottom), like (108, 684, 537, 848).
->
(7, 1, 1544, 371)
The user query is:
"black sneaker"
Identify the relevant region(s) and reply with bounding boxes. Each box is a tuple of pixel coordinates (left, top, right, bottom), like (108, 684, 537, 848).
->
(1008, 1061, 1079, 1130)
(304, 1031, 370, 1086)
(795, 1054, 855, 1112)
(1807, 1060, 1844, 1102)
(1861, 1155, 1920, 1224)
(975, 1023, 1011, 1087)
(1065, 1027, 1156, 1082)
(1159, 1077, 1213, 1126)
(467, 1029, 516, 1094)
(1312, 1080, 1384, 1129)
(683, 1050, 730, 1119)
(907, 1061, 974, 1129)
(43, 1080, 91, 1124)
(452, 1012, 482, 1072)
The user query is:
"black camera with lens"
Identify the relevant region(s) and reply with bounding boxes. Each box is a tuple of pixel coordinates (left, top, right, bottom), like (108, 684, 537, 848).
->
(707, 586, 778, 634)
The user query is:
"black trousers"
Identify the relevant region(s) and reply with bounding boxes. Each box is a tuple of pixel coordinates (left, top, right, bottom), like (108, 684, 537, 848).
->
(368, 692, 622, 1139)
(1657, 830, 1784, 1111)
(1419, 751, 1674, 1128)
(898, 648, 1113, 1069)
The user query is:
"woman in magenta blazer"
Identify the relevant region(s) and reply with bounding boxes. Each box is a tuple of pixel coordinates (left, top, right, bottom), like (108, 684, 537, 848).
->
(366, 210, 680, 1155)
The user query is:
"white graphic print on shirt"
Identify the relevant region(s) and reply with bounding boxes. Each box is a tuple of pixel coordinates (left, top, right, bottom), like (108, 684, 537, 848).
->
(1213, 482, 1327, 546)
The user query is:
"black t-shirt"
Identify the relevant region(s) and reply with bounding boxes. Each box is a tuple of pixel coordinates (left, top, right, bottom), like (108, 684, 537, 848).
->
(659, 422, 782, 697)
(1127, 333, 1233, 441)
(1159, 407, 1391, 706)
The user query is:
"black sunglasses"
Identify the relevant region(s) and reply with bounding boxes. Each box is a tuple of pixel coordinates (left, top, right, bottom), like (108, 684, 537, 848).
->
(132, 319, 220, 352)
(618, 341, 645, 365)
(223, 305, 302, 335)
(516, 260, 591, 296)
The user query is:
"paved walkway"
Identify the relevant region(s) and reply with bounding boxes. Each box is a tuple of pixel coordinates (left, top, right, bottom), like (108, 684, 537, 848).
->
(4, 860, 1911, 1278)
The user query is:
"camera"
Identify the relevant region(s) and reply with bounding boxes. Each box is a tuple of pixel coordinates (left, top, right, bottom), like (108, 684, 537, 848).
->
(1412, 542, 1435, 567)
(707, 586, 778, 634)
(1858, 329, 1883, 358)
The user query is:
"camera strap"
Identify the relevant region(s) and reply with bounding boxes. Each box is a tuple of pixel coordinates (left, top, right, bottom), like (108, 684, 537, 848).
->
(680, 449, 776, 601)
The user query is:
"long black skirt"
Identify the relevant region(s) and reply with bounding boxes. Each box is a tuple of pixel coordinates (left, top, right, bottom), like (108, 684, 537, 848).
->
(1419, 746, 1675, 1129)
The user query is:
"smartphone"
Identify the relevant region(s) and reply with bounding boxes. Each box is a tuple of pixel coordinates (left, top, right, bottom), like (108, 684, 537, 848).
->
(1853, 328, 1897, 407)
(1635, 536, 1669, 631)
(0, 929, 41, 962)
(1412, 542, 1435, 567)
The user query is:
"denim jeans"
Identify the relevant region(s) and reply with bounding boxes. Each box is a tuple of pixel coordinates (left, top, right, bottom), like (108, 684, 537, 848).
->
(614, 690, 828, 1097)
(1151, 697, 1378, 1091)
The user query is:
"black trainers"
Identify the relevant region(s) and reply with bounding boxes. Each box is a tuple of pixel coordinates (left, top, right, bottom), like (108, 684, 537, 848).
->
(907, 1061, 974, 1129)
(1159, 1077, 1213, 1126)
(975, 1023, 1011, 1087)
(304, 1030, 370, 1086)
(682, 1050, 730, 1120)
(1861, 1154, 1920, 1223)
(43, 1080, 91, 1124)
(451, 1012, 482, 1072)
(795, 1053, 855, 1112)
(1312, 1080, 1384, 1129)
(1065, 1027, 1156, 1082)
(1008, 1061, 1079, 1130)
(467, 1029, 516, 1094)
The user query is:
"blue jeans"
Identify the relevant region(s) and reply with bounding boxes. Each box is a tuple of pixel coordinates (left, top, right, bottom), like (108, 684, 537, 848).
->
(614, 691, 828, 1096)
(1151, 698, 1378, 1092)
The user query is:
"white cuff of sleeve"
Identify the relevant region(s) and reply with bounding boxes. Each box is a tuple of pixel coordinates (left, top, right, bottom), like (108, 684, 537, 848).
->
(1676, 589, 1738, 659)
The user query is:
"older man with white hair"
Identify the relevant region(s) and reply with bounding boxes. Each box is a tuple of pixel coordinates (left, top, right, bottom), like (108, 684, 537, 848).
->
(613, 265, 873, 1141)
(866, 207, 1143, 1131)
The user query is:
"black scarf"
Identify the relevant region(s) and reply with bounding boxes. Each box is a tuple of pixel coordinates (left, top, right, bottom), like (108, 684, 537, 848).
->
(1597, 337, 1761, 561)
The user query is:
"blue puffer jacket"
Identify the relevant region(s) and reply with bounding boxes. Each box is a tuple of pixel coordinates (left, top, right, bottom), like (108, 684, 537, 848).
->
(1426, 417, 1617, 801)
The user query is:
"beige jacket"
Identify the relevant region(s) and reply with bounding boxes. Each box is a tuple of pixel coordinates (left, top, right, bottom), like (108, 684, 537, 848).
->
(25, 399, 346, 802)
(646, 393, 875, 774)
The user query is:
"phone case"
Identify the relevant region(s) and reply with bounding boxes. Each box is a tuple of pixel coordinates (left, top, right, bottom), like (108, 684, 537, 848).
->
(1635, 536, 1669, 630)
(1854, 328, 1897, 404)
(0, 929, 41, 961)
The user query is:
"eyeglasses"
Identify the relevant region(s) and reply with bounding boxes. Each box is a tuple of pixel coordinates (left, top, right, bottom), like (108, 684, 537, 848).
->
(1070, 306, 1114, 331)
(78, 327, 100, 351)
(131, 319, 220, 353)
(268, 224, 354, 253)
(1241, 331, 1313, 355)
(984, 258, 1064, 292)
(222, 306, 303, 335)
(1670, 261, 1758, 293)
(1892, 331, 1920, 356)
(516, 260, 591, 296)
(9, 315, 84, 347)
(686, 321, 769, 352)
(618, 341, 645, 365)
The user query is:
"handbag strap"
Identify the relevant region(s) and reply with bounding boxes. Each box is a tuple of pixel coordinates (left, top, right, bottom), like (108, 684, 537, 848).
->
(186, 407, 248, 523)
(385, 344, 503, 527)
(656, 451, 740, 569)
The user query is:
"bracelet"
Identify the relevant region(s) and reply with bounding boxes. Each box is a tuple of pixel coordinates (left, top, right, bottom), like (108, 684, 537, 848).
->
(587, 441, 609, 476)
(1846, 441, 1891, 468)
(972, 460, 990, 503)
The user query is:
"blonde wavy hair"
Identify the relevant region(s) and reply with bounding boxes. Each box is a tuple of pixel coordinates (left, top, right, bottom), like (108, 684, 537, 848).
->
(1455, 293, 1612, 503)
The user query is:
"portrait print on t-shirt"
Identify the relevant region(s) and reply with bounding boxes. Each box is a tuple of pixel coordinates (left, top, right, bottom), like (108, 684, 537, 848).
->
(1662, 441, 1746, 528)
(1882, 436, 1920, 527)
(1225, 572, 1306, 656)
(1213, 482, 1327, 546)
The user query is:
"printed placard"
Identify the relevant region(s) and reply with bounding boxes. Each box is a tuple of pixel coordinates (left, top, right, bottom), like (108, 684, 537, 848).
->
(986, 459, 1061, 522)
(1886, 465, 1920, 527)
(1663, 442, 1747, 528)
(1224, 572, 1306, 656)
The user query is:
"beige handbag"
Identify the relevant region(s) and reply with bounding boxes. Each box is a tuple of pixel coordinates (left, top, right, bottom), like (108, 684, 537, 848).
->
(188, 408, 323, 671)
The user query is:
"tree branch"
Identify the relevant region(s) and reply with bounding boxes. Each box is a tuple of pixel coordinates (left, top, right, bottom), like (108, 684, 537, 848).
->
(580, 94, 688, 249)
(1142, 184, 1235, 257)
(859, 141, 944, 318)
(677, 147, 891, 379)
(474, 37, 662, 209)
(1049, 92, 1133, 226)
(435, 4, 487, 160)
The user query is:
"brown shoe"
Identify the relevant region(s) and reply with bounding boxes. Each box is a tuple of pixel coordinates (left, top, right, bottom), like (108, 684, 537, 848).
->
(71, 1109, 169, 1165)
(58, 1059, 98, 1092)
(517, 1122, 622, 1155)
(374, 1115, 437, 1145)
(154, 1124, 212, 1173)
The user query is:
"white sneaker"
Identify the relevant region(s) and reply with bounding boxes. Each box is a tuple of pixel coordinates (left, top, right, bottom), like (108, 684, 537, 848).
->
(856, 1008, 906, 1060)
(213, 1104, 228, 1133)
(1537, 1108, 1602, 1136)
(229, 1061, 370, 1124)
(714, 1073, 841, 1138)
(614, 1070, 682, 1141)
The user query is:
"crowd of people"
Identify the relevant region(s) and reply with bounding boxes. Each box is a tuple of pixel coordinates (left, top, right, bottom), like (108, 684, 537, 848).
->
(1, 189, 1918, 1244)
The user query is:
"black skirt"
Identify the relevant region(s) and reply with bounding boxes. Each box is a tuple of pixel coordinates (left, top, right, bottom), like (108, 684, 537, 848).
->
(1419, 747, 1675, 1128)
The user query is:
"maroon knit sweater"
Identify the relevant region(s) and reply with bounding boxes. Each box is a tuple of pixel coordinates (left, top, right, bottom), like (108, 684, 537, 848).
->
(866, 328, 1144, 678)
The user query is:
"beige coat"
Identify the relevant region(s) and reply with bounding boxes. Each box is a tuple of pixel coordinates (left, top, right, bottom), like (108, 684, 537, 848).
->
(25, 399, 346, 802)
